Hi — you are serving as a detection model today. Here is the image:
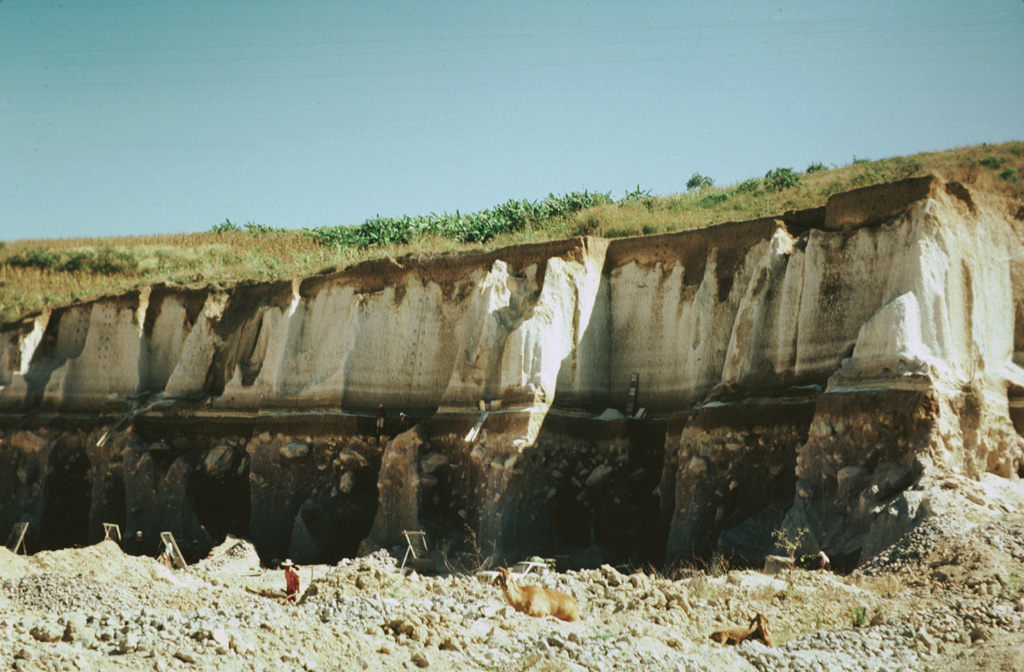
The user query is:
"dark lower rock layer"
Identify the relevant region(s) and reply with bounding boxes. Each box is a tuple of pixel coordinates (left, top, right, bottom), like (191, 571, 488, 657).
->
(666, 393, 817, 566)
(0, 408, 667, 568)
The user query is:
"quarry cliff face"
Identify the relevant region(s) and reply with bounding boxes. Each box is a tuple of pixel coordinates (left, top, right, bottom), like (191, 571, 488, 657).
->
(2, 176, 1023, 570)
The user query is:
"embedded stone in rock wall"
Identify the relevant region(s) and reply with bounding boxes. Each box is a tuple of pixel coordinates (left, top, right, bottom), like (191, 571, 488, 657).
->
(837, 466, 871, 501)
(247, 434, 315, 559)
(204, 445, 234, 475)
(468, 428, 540, 564)
(419, 452, 447, 474)
(584, 464, 614, 488)
(457, 413, 666, 568)
(121, 437, 250, 559)
(280, 442, 309, 460)
(289, 438, 381, 563)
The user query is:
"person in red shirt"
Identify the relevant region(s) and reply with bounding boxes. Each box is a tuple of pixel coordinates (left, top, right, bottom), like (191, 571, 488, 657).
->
(282, 559, 300, 602)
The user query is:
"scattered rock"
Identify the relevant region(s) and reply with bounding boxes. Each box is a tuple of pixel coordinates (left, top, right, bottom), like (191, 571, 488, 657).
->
(280, 442, 310, 459)
(29, 621, 62, 643)
(585, 464, 614, 487)
(173, 649, 196, 664)
(420, 453, 447, 474)
(1, 516, 1024, 671)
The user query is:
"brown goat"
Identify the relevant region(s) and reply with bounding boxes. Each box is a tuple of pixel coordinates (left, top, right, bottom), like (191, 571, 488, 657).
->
(495, 567, 581, 622)
(710, 613, 773, 647)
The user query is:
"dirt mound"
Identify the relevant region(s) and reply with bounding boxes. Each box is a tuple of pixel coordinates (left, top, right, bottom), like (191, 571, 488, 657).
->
(30, 539, 141, 581)
(860, 515, 975, 575)
(3, 571, 144, 613)
(192, 535, 262, 575)
(302, 549, 399, 603)
(0, 546, 30, 580)
(2, 539, 162, 586)
(0, 531, 1021, 671)
(936, 632, 1024, 672)
(923, 521, 1024, 593)
(860, 516, 1024, 595)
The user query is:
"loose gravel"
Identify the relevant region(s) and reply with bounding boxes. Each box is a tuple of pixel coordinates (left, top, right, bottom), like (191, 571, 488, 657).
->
(1, 519, 1023, 672)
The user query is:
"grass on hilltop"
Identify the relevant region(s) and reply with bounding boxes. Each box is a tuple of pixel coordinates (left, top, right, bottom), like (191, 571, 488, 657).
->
(2, 141, 1022, 325)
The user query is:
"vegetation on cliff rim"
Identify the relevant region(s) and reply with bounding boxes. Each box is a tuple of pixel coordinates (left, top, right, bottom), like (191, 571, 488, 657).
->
(1, 141, 1022, 325)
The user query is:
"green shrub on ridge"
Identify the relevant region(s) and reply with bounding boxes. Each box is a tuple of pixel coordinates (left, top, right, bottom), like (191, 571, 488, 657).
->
(764, 167, 800, 192)
(305, 189, 612, 250)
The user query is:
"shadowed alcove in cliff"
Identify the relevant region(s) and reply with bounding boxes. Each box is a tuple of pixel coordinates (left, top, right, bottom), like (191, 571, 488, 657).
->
(551, 485, 592, 548)
(290, 478, 379, 562)
(188, 449, 251, 545)
(94, 472, 127, 546)
(40, 440, 91, 550)
(416, 451, 470, 555)
(524, 414, 666, 568)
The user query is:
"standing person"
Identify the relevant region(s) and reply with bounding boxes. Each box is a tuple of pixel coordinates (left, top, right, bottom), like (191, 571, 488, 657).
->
(133, 530, 145, 556)
(376, 404, 385, 437)
(282, 559, 300, 602)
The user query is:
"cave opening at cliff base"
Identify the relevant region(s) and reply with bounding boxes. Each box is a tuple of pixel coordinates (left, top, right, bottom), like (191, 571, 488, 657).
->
(188, 467, 251, 547)
(41, 446, 91, 550)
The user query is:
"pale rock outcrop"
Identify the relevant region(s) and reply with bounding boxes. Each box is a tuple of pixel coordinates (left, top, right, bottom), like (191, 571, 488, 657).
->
(499, 252, 605, 406)
(606, 220, 784, 409)
(217, 284, 301, 408)
(48, 300, 144, 410)
(0, 294, 148, 411)
(2, 176, 1024, 569)
(270, 283, 364, 406)
(331, 280, 465, 409)
(0, 314, 46, 391)
(775, 184, 1024, 567)
(720, 226, 804, 390)
(440, 260, 522, 406)
(142, 286, 206, 393)
(163, 293, 228, 399)
(359, 429, 427, 555)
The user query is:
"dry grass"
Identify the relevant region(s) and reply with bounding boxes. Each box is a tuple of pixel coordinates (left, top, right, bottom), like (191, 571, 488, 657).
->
(2, 141, 1022, 325)
(854, 571, 907, 599)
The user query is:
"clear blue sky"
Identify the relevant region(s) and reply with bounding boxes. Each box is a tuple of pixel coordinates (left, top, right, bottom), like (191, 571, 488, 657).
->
(2, 0, 1022, 241)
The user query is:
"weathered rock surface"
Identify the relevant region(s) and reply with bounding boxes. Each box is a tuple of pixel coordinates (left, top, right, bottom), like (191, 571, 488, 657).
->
(1, 176, 1024, 570)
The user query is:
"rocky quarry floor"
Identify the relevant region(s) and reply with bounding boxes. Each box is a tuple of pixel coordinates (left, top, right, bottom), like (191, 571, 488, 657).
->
(3, 511, 1024, 672)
